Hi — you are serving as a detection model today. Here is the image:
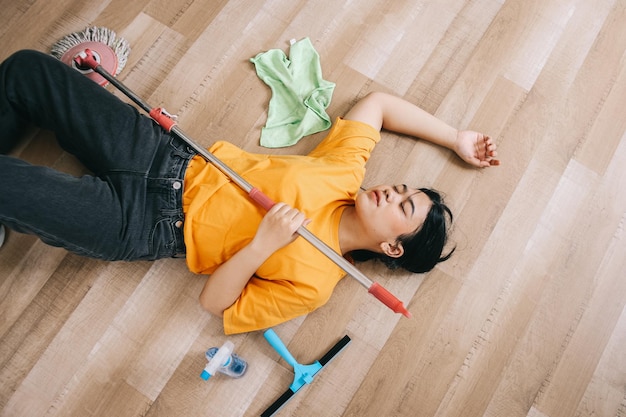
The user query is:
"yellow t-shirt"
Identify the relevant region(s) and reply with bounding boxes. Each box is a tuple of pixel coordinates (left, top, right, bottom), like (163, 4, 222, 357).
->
(182, 118, 380, 333)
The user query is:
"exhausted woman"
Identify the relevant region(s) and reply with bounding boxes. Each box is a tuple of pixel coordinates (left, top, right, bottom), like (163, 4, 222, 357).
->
(0, 50, 498, 334)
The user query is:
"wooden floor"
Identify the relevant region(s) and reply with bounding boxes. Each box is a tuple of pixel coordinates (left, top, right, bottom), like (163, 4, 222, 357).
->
(1, 0, 625, 416)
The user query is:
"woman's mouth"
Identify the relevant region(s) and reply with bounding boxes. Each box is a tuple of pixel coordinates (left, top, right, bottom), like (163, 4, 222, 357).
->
(372, 190, 381, 206)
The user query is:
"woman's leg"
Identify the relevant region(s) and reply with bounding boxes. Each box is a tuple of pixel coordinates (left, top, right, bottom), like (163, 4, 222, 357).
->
(0, 49, 163, 172)
(0, 156, 125, 259)
(0, 50, 194, 260)
(0, 151, 192, 260)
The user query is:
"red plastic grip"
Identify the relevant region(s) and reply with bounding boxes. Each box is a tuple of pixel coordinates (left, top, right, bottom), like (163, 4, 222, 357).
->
(368, 282, 412, 318)
(73, 48, 99, 70)
(149, 108, 177, 132)
(248, 188, 276, 211)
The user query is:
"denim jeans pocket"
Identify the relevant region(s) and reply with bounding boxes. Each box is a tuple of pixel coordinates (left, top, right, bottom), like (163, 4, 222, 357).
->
(148, 213, 186, 260)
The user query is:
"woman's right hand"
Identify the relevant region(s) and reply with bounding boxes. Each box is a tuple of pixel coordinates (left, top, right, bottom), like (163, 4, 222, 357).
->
(454, 130, 500, 168)
(251, 203, 310, 256)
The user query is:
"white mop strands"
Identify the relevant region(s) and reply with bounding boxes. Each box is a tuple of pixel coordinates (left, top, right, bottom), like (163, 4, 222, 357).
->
(51, 26, 131, 87)
(51, 26, 130, 74)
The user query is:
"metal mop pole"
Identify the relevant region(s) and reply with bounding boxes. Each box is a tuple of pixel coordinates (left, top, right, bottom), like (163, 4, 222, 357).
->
(74, 49, 411, 318)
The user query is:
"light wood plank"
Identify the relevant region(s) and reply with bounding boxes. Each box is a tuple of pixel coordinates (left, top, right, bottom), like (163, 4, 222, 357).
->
(1, 0, 625, 416)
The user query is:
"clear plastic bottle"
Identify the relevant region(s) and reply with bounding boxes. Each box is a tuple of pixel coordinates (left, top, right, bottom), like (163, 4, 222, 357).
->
(200, 341, 247, 380)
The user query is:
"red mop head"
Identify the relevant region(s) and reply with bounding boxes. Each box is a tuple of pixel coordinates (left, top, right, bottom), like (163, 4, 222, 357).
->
(51, 27, 131, 86)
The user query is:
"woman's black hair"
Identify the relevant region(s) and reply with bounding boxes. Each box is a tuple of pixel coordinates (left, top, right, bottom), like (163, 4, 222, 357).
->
(350, 188, 455, 273)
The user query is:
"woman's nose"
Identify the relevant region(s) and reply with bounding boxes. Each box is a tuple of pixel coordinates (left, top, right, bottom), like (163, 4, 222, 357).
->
(387, 189, 400, 202)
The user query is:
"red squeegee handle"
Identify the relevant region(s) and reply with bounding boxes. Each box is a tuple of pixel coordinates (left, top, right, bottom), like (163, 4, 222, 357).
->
(75, 49, 411, 319)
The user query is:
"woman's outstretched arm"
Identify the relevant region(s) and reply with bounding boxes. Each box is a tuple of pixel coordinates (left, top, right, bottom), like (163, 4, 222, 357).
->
(344, 92, 499, 167)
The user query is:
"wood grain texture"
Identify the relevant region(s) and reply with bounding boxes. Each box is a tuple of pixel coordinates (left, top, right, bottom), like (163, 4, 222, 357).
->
(1, 0, 625, 416)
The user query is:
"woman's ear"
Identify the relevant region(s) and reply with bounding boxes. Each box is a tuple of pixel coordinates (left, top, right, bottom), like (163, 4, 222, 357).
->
(380, 241, 404, 258)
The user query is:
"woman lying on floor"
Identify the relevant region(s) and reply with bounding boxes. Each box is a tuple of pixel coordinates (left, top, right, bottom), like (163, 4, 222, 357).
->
(0, 50, 498, 334)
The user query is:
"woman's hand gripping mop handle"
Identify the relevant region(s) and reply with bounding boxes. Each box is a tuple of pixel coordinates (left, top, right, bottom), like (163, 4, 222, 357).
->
(74, 49, 411, 318)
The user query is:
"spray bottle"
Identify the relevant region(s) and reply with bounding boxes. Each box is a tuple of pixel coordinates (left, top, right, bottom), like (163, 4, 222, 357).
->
(200, 341, 247, 380)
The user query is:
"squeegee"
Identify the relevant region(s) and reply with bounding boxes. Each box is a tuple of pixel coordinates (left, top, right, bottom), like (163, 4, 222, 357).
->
(72, 49, 412, 318)
(261, 329, 350, 416)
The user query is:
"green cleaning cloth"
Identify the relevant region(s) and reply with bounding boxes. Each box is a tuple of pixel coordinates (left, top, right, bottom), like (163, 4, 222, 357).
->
(251, 38, 336, 148)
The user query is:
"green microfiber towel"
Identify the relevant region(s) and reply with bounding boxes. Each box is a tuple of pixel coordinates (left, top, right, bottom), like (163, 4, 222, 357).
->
(251, 38, 335, 148)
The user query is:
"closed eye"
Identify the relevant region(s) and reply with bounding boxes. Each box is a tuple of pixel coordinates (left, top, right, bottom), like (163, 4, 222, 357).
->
(407, 197, 416, 217)
(393, 184, 415, 217)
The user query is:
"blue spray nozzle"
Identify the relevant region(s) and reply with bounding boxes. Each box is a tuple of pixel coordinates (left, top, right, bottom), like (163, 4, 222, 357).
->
(200, 341, 234, 381)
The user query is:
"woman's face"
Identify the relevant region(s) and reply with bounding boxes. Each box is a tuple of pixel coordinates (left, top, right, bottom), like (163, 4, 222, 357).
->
(355, 184, 431, 252)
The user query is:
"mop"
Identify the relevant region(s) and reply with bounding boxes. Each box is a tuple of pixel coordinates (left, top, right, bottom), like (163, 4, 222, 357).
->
(50, 32, 412, 319)
(51, 26, 130, 86)
(261, 329, 351, 416)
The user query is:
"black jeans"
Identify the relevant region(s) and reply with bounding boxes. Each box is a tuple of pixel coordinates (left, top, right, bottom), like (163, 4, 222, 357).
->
(0, 50, 196, 260)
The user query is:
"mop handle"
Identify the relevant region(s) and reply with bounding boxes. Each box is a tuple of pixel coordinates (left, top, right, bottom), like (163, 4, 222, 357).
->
(74, 50, 411, 318)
